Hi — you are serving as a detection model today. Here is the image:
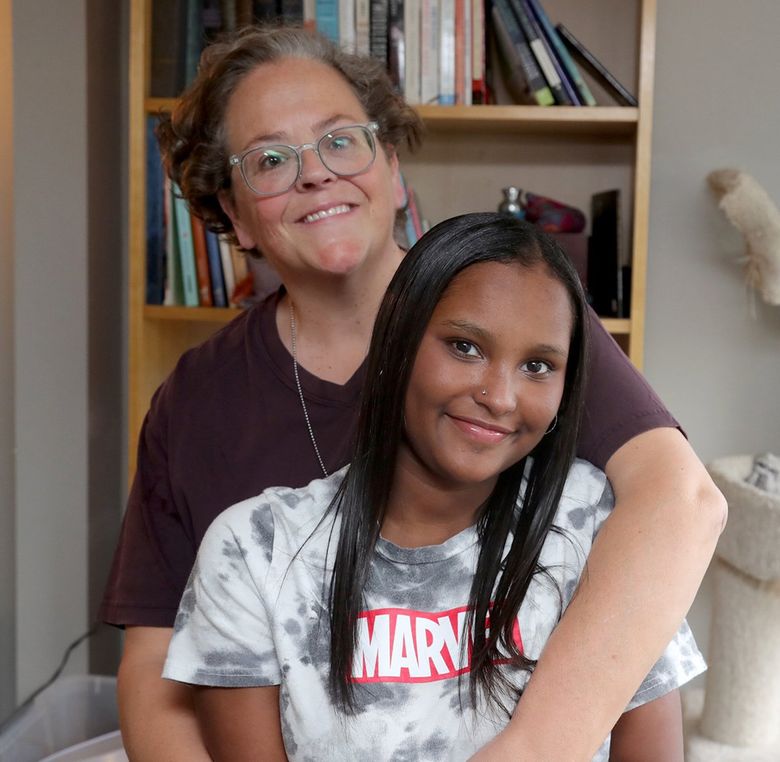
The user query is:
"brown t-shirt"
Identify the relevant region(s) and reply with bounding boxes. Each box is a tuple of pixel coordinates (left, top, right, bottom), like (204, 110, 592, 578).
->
(100, 290, 679, 628)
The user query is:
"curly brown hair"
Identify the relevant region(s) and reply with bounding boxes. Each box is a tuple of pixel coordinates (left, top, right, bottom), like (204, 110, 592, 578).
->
(156, 23, 424, 247)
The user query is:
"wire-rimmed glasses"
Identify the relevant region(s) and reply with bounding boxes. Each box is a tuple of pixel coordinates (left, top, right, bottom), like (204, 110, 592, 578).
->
(229, 122, 380, 197)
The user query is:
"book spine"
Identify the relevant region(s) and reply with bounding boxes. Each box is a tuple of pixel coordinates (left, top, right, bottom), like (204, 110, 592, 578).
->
(182, 0, 202, 87)
(387, 0, 405, 92)
(525, 0, 596, 106)
(461, 0, 472, 105)
(145, 118, 166, 305)
(315, 0, 340, 42)
(355, 0, 371, 54)
(520, 0, 579, 104)
(370, 0, 389, 62)
(163, 176, 182, 305)
(556, 23, 637, 107)
(302, 0, 316, 29)
(470, 0, 486, 104)
(205, 228, 228, 307)
(403, 0, 421, 103)
(280, 0, 304, 22)
(190, 213, 214, 306)
(218, 236, 236, 306)
(339, 0, 356, 51)
(491, 0, 554, 106)
(438, 0, 455, 104)
(420, 0, 440, 104)
(509, 0, 571, 104)
(171, 185, 200, 307)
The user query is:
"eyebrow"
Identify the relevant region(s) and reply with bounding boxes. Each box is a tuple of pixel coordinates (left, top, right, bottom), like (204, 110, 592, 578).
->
(442, 319, 569, 358)
(240, 114, 363, 153)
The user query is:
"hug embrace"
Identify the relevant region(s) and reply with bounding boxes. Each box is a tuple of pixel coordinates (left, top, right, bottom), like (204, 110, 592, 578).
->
(102, 24, 726, 761)
(163, 213, 705, 759)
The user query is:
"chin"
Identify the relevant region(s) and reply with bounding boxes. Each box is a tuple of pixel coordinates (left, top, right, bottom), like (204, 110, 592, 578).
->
(313, 241, 373, 275)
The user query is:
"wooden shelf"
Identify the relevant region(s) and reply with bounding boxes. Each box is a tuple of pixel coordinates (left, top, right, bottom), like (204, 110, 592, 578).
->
(147, 97, 638, 136)
(143, 304, 630, 335)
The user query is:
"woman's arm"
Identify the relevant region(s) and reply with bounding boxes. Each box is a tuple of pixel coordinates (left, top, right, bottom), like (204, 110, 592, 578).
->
(472, 428, 726, 760)
(118, 627, 211, 761)
(609, 690, 683, 761)
(193, 684, 287, 762)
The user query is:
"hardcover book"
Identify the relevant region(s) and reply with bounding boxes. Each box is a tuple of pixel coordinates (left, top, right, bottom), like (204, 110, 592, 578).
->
(491, 0, 554, 106)
(145, 118, 166, 305)
(525, 0, 596, 105)
(171, 184, 200, 307)
(588, 189, 622, 317)
(556, 23, 638, 107)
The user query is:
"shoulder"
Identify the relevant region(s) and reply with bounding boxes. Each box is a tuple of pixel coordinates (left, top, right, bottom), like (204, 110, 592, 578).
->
(200, 467, 347, 564)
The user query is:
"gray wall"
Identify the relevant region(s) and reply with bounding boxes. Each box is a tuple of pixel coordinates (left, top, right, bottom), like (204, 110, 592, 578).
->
(0, 0, 17, 722)
(646, 0, 780, 656)
(3, 0, 125, 713)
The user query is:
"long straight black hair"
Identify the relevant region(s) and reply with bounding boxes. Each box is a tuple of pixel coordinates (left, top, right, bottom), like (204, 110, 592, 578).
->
(327, 212, 589, 713)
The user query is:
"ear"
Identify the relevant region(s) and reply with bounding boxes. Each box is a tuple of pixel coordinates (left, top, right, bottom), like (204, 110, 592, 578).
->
(387, 151, 406, 211)
(218, 189, 257, 251)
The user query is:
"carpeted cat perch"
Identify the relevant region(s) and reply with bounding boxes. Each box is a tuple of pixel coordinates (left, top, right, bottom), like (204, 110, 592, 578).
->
(684, 454, 780, 761)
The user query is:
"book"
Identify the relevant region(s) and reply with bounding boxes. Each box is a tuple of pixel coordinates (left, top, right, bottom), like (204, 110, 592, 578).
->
(171, 184, 200, 307)
(525, 0, 596, 106)
(508, 0, 572, 105)
(470, 0, 487, 104)
(150, 0, 187, 97)
(438, 0, 456, 104)
(316, 0, 339, 43)
(355, 0, 371, 54)
(370, 0, 389, 63)
(163, 176, 183, 305)
(460, 0, 472, 104)
(387, 0, 405, 92)
(218, 236, 236, 307)
(491, 0, 554, 106)
(587, 189, 622, 317)
(403, 0, 421, 103)
(339, 0, 356, 51)
(520, 0, 579, 104)
(182, 0, 203, 87)
(190, 214, 214, 306)
(205, 228, 228, 307)
(556, 23, 638, 107)
(420, 0, 440, 105)
(280, 0, 304, 22)
(145, 118, 166, 305)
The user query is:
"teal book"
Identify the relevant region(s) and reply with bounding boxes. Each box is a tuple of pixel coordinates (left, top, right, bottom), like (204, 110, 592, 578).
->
(172, 183, 200, 306)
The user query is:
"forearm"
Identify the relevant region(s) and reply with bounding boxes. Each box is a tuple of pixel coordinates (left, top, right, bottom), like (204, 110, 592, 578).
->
(472, 429, 726, 761)
(117, 628, 211, 762)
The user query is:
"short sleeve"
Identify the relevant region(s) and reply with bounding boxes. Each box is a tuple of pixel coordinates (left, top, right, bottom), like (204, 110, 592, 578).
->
(626, 620, 706, 711)
(99, 382, 197, 627)
(163, 502, 281, 688)
(578, 309, 682, 469)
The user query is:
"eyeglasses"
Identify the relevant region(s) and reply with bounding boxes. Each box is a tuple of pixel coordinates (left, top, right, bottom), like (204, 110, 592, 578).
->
(228, 122, 380, 197)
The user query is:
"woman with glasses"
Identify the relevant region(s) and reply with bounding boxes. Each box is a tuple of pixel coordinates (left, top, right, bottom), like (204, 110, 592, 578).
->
(101, 25, 725, 761)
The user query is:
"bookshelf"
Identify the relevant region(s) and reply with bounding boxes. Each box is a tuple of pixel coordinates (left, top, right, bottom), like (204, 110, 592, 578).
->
(128, 0, 656, 474)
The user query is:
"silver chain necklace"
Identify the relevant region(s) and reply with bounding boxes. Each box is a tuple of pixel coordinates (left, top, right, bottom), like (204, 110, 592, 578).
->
(289, 303, 329, 477)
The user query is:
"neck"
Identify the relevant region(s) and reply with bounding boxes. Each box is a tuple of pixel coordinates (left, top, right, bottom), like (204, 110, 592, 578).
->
(381, 457, 495, 548)
(278, 245, 404, 384)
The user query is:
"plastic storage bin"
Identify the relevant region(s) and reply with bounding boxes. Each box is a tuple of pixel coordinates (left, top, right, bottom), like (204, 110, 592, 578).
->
(0, 675, 125, 762)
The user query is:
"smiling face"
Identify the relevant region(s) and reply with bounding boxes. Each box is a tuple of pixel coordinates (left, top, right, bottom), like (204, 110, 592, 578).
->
(218, 57, 406, 283)
(398, 260, 574, 498)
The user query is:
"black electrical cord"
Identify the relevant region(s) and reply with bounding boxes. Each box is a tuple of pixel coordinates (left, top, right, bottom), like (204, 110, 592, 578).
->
(0, 621, 101, 732)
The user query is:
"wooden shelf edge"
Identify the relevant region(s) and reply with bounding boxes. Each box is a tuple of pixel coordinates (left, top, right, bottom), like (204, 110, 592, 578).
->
(600, 318, 631, 335)
(146, 98, 638, 135)
(144, 304, 243, 323)
(143, 305, 631, 337)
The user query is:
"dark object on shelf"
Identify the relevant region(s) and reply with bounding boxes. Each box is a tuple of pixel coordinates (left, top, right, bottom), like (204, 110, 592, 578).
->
(556, 22, 638, 107)
(588, 189, 623, 317)
(550, 232, 588, 290)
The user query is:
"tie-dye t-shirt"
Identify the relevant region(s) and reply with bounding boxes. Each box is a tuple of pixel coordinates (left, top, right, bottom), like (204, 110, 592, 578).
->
(164, 460, 705, 761)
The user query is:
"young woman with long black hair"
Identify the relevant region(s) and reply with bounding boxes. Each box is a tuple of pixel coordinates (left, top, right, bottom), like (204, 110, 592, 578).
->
(163, 213, 704, 761)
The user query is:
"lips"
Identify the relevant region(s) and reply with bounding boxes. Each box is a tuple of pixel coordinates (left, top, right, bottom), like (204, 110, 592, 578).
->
(301, 203, 352, 224)
(447, 415, 515, 444)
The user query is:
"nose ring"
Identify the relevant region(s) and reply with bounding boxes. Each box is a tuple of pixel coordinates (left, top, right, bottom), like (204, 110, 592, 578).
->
(481, 389, 487, 396)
